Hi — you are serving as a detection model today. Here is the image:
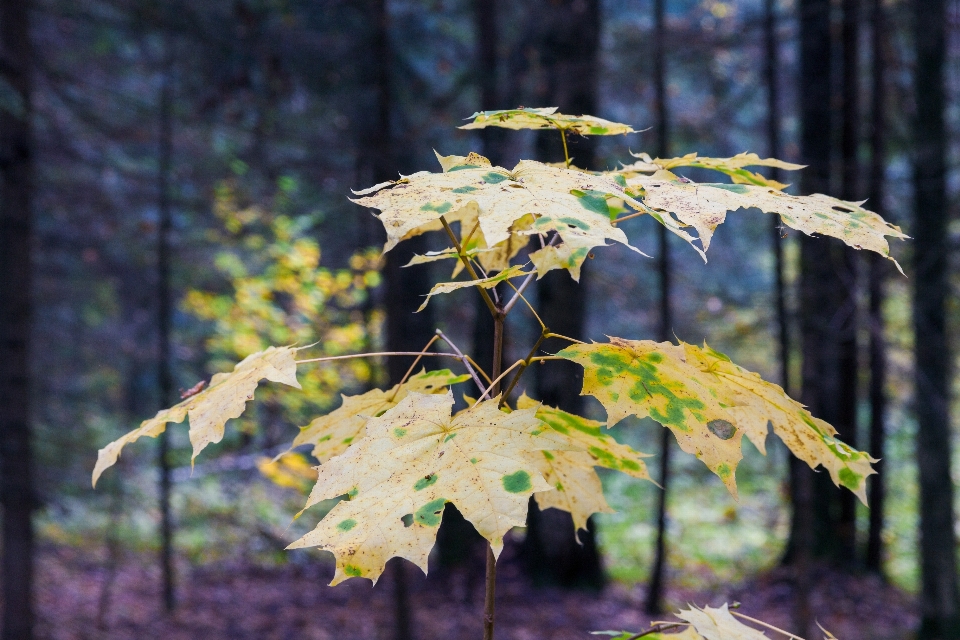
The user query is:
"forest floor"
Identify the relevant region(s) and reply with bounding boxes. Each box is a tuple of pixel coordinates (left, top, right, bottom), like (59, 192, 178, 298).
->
(35, 542, 917, 640)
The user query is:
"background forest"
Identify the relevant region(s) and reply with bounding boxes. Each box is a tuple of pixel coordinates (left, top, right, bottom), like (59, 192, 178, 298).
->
(0, 0, 957, 638)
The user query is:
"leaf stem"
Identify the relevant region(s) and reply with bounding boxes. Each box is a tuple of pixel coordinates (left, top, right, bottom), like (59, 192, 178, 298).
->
(544, 332, 586, 345)
(440, 216, 499, 318)
(502, 233, 559, 317)
(482, 307, 506, 640)
(434, 329, 488, 394)
(624, 622, 687, 639)
(560, 128, 571, 168)
(499, 332, 547, 407)
(386, 335, 441, 402)
(611, 210, 647, 225)
(476, 359, 525, 404)
(729, 611, 807, 640)
(295, 351, 465, 364)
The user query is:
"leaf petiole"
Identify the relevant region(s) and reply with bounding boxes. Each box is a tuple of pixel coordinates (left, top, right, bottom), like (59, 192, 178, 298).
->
(440, 216, 499, 318)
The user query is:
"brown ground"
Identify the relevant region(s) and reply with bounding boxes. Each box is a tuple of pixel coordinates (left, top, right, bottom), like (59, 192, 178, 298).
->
(35, 544, 917, 640)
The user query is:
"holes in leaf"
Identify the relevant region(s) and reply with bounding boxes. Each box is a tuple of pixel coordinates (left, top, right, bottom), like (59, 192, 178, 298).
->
(832, 205, 854, 213)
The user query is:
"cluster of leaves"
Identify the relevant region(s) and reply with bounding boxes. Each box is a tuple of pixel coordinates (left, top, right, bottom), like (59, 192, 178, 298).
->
(95, 108, 901, 638)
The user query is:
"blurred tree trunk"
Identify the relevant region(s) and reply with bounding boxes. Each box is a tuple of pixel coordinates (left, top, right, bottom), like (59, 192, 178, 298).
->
(519, 0, 605, 591)
(646, 0, 672, 615)
(786, 0, 832, 633)
(156, 30, 176, 614)
(0, 0, 35, 637)
(836, 0, 861, 566)
(864, 0, 887, 576)
(913, 0, 960, 633)
(765, 0, 789, 396)
(364, 0, 430, 638)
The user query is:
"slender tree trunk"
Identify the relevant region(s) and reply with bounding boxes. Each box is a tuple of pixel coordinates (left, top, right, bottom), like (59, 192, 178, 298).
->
(765, 0, 790, 395)
(0, 0, 35, 637)
(864, 0, 887, 576)
(836, 0, 862, 566)
(156, 32, 176, 614)
(913, 0, 960, 633)
(645, 0, 671, 615)
(519, 0, 605, 591)
(370, 1, 428, 638)
(788, 0, 833, 633)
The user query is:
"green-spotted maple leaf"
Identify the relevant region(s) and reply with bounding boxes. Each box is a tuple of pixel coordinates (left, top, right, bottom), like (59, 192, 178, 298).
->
(516, 394, 651, 531)
(624, 171, 906, 266)
(289, 369, 471, 463)
(680, 341, 876, 502)
(92, 346, 300, 487)
(459, 107, 636, 136)
(557, 338, 743, 494)
(287, 392, 571, 584)
(558, 338, 875, 500)
(619, 151, 804, 190)
(351, 159, 652, 262)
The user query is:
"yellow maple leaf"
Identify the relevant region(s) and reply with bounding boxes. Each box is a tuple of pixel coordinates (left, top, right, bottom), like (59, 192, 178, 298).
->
(289, 369, 471, 463)
(517, 394, 651, 531)
(92, 346, 300, 487)
(287, 391, 572, 584)
(676, 604, 768, 640)
(459, 107, 636, 136)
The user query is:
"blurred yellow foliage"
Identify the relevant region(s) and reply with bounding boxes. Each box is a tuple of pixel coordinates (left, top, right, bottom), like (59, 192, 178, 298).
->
(183, 178, 383, 429)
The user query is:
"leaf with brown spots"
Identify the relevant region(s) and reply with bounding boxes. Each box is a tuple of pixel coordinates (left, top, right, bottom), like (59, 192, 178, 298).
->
(288, 392, 572, 584)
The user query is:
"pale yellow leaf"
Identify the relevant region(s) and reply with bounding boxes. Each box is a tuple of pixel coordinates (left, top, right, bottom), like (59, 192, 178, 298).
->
(92, 346, 300, 487)
(676, 604, 768, 640)
(433, 149, 492, 173)
(417, 264, 531, 311)
(290, 369, 471, 463)
(460, 107, 636, 135)
(287, 392, 573, 584)
(528, 235, 602, 281)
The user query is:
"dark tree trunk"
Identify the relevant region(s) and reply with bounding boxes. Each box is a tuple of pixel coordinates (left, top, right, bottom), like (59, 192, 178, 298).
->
(645, 0, 671, 615)
(913, 0, 960, 633)
(156, 31, 176, 614)
(835, 0, 861, 566)
(786, 0, 833, 633)
(765, 0, 790, 395)
(367, 1, 431, 638)
(519, 0, 605, 591)
(864, 0, 887, 576)
(0, 0, 35, 637)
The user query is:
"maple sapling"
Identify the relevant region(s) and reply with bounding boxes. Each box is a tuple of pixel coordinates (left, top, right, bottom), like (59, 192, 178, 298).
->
(95, 107, 905, 639)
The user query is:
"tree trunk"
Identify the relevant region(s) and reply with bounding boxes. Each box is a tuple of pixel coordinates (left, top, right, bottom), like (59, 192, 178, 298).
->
(0, 0, 35, 637)
(519, 0, 605, 591)
(156, 30, 177, 614)
(913, 0, 960, 633)
(864, 0, 887, 576)
(645, 0, 671, 614)
(835, 0, 862, 567)
(765, 0, 789, 395)
(786, 0, 833, 633)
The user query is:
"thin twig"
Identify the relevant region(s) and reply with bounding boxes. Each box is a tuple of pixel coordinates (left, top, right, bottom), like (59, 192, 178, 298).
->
(729, 611, 806, 640)
(435, 329, 488, 394)
(625, 622, 687, 639)
(503, 277, 544, 326)
(545, 332, 586, 345)
(475, 359, 526, 403)
(499, 332, 547, 406)
(386, 335, 441, 402)
(296, 352, 465, 364)
(611, 210, 647, 225)
(440, 216, 499, 317)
